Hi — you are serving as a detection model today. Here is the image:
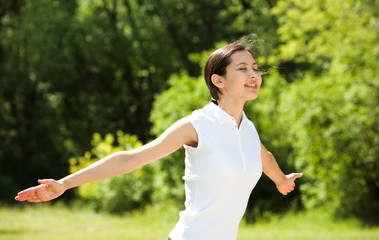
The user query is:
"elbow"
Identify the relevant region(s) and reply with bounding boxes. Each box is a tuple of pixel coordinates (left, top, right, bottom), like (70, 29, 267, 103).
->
(112, 151, 134, 174)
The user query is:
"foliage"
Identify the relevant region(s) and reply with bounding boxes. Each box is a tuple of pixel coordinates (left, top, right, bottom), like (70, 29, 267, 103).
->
(277, 72, 379, 220)
(69, 131, 154, 213)
(149, 70, 209, 203)
(0, 0, 78, 200)
(149, 0, 379, 222)
(0, 0, 278, 202)
(1, 0, 377, 223)
(244, 72, 301, 221)
(252, 0, 379, 221)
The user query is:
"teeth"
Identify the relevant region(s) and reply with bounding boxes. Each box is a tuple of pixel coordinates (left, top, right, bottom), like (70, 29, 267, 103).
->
(246, 84, 256, 87)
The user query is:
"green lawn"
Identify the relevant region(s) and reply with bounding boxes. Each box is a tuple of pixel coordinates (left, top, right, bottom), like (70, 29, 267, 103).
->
(1, 203, 378, 240)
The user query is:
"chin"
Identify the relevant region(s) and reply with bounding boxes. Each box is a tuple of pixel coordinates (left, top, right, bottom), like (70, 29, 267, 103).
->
(247, 93, 259, 100)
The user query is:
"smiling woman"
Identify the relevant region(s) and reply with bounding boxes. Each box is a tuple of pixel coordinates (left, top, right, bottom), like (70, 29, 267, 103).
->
(204, 42, 262, 105)
(15, 38, 302, 240)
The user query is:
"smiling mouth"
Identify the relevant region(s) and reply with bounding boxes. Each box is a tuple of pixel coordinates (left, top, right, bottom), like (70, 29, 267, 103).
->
(245, 83, 257, 87)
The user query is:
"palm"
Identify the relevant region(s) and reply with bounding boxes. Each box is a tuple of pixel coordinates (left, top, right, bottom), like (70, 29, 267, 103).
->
(15, 179, 65, 203)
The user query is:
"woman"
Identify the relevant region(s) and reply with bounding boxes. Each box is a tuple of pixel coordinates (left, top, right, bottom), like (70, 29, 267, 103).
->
(15, 40, 302, 240)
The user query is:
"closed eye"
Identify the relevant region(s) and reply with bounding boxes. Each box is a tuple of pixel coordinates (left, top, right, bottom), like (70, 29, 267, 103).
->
(239, 67, 259, 72)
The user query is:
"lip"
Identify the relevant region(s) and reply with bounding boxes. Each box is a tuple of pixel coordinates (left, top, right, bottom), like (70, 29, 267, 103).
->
(244, 83, 258, 90)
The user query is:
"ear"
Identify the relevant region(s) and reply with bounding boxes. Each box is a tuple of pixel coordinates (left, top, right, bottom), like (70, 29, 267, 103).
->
(211, 74, 224, 89)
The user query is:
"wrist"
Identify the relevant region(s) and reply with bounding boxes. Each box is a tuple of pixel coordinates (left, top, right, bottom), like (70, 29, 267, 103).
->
(58, 178, 70, 191)
(275, 175, 288, 186)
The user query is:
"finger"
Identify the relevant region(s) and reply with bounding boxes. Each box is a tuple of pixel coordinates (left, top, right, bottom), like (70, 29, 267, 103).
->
(290, 173, 303, 181)
(15, 185, 45, 201)
(15, 196, 24, 201)
(38, 179, 55, 186)
(15, 188, 36, 200)
(16, 191, 40, 202)
(17, 186, 43, 197)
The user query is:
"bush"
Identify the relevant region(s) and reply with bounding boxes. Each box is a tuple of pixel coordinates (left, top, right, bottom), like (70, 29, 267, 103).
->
(69, 131, 154, 213)
(277, 71, 378, 221)
(149, 70, 209, 203)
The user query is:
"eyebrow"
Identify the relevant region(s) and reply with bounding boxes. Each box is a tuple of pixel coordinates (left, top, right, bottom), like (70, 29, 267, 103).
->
(236, 62, 258, 66)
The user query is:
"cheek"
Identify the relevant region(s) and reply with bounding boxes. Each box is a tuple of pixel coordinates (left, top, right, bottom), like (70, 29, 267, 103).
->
(258, 77, 263, 88)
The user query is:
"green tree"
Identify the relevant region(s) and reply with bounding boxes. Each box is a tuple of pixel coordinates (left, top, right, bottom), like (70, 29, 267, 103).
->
(1, 0, 280, 201)
(255, 0, 379, 221)
(149, 0, 379, 222)
(0, 0, 79, 200)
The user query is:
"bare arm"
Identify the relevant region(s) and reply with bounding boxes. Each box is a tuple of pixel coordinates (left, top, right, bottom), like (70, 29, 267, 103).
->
(15, 118, 198, 202)
(261, 143, 302, 195)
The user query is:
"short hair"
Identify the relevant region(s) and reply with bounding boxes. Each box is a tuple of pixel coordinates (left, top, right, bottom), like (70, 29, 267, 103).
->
(204, 42, 254, 103)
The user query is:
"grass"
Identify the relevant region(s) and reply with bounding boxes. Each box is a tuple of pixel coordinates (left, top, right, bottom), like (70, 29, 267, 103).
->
(238, 211, 379, 240)
(0, 203, 378, 240)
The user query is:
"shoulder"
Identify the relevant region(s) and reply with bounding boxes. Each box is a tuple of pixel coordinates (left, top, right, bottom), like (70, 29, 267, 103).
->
(245, 118, 261, 142)
(186, 103, 216, 124)
(180, 104, 215, 147)
(166, 117, 196, 136)
(246, 118, 257, 129)
(166, 117, 198, 147)
(242, 113, 257, 129)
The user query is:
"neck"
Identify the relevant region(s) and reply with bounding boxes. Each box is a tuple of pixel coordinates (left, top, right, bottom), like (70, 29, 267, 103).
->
(218, 98, 245, 127)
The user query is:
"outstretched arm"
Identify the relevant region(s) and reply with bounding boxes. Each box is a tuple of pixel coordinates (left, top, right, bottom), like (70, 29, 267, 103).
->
(261, 143, 302, 195)
(15, 118, 198, 203)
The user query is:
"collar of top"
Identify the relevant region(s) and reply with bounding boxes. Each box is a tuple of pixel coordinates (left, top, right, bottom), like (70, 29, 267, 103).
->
(206, 103, 247, 127)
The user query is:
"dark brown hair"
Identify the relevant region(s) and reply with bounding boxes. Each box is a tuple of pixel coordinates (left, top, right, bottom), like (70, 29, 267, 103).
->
(204, 42, 253, 105)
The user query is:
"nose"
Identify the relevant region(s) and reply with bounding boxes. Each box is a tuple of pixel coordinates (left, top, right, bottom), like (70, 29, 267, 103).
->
(249, 68, 259, 78)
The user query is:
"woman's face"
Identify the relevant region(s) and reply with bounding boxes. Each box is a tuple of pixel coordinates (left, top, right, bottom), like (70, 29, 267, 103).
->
(218, 50, 262, 102)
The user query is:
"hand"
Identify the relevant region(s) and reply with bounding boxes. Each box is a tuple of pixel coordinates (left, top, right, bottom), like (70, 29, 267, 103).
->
(15, 179, 66, 203)
(276, 173, 303, 195)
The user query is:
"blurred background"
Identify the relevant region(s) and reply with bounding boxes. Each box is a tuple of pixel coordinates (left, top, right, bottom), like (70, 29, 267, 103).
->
(0, 0, 378, 225)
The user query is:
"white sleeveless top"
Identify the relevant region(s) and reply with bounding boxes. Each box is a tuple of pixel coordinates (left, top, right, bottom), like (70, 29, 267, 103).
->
(169, 103, 262, 240)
